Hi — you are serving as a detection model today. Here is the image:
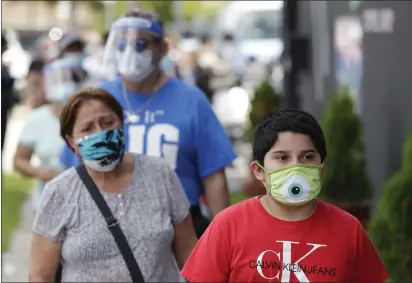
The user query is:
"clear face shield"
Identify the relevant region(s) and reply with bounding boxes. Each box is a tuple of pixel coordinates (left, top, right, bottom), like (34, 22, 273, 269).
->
(102, 17, 164, 82)
(43, 58, 80, 103)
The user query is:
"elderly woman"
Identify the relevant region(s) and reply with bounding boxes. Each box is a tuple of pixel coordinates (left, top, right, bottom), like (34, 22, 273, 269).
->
(29, 88, 198, 282)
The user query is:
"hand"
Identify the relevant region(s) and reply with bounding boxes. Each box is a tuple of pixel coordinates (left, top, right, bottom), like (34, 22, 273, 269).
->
(37, 170, 58, 183)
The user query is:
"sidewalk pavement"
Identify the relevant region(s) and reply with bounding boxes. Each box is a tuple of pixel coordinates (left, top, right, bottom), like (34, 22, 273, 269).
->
(2, 196, 34, 282)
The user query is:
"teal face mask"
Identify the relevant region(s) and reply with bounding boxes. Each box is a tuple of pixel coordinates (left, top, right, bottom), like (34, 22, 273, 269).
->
(256, 163, 323, 206)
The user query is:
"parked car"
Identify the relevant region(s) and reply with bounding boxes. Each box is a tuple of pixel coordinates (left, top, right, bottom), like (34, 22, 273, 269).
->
(214, 1, 284, 79)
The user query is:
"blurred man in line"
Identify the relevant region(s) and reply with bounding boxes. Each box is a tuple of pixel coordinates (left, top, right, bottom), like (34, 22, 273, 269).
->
(1, 34, 15, 151)
(59, 8, 236, 237)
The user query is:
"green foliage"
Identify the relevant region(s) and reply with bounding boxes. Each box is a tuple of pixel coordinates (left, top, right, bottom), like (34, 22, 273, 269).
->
(114, 1, 223, 23)
(245, 80, 281, 142)
(113, 1, 173, 23)
(403, 133, 412, 170)
(138, 1, 174, 23)
(182, 2, 225, 21)
(89, 1, 104, 11)
(320, 87, 372, 203)
(2, 174, 33, 252)
(230, 191, 247, 204)
(368, 133, 412, 281)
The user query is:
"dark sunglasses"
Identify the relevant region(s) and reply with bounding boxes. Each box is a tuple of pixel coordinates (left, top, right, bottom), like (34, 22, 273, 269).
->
(117, 38, 160, 53)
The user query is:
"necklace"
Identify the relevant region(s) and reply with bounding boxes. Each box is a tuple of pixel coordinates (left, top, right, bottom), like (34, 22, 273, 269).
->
(121, 73, 164, 123)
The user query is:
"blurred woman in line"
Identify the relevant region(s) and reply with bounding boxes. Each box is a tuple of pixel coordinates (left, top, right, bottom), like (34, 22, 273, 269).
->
(13, 59, 79, 210)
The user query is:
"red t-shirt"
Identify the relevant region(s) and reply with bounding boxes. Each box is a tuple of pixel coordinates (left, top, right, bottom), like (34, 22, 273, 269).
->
(181, 197, 388, 282)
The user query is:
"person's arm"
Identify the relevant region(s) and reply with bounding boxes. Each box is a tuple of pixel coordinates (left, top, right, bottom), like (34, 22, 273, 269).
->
(13, 116, 56, 182)
(14, 144, 40, 178)
(29, 234, 61, 282)
(203, 169, 230, 218)
(162, 160, 198, 269)
(194, 89, 237, 218)
(181, 213, 231, 282)
(173, 215, 198, 269)
(352, 220, 389, 282)
(30, 183, 71, 282)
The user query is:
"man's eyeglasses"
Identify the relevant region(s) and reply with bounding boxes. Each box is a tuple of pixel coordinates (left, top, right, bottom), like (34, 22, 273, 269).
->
(117, 38, 160, 53)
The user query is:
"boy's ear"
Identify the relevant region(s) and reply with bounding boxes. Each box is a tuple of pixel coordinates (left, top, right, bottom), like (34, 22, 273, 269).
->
(250, 161, 266, 182)
(321, 159, 326, 177)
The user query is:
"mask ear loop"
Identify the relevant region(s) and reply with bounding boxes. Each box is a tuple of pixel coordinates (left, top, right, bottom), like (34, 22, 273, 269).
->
(253, 161, 271, 194)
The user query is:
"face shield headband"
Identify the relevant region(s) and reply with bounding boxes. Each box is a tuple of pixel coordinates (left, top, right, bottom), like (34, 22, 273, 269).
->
(111, 17, 164, 38)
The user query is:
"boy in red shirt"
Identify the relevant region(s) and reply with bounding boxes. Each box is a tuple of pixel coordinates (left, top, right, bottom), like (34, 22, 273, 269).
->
(181, 109, 388, 282)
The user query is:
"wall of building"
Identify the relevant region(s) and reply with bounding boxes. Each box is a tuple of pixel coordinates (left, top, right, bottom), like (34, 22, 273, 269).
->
(2, 1, 97, 30)
(299, 1, 412, 212)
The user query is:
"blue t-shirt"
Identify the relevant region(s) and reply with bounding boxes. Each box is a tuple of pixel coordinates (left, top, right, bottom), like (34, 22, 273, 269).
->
(60, 77, 237, 205)
(60, 145, 81, 168)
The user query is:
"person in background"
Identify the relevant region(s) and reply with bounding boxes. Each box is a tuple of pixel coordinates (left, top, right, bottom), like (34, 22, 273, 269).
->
(13, 59, 77, 210)
(82, 31, 117, 86)
(160, 29, 181, 78)
(59, 32, 85, 67)
(193, 51, 214, 102)
(197, 34, 218, 66)
(34, 35, 59, 64)
(29, 88, 197, 282)
(58, 32, 89, 85)
(26, 59, 46, 109)
(1, 33, 15, 151)
(59, 8, 237, 238)
(182, 109, 388, 283)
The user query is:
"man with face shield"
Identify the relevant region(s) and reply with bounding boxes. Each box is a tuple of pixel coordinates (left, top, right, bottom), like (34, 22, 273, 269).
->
(59, 8, 237, 238)
(13, 59, 77, 210)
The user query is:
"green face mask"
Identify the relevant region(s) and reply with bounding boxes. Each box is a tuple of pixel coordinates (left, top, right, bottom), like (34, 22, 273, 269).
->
(256, 163, 323, 206)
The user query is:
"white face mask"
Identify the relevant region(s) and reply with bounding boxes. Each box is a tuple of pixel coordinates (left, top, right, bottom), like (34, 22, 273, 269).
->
(116, 47, 154, 83)
(63, 52, 84, 68)
(46, 82, 77, 103)
(83, 157, 122, 172)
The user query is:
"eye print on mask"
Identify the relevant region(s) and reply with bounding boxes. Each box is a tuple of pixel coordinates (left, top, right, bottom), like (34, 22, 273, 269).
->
(256, 163, 323, 206)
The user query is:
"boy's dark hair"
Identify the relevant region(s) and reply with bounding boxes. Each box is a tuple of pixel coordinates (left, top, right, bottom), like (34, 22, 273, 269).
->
(253, 109, 327, 165)
(123, 8, 164, 37)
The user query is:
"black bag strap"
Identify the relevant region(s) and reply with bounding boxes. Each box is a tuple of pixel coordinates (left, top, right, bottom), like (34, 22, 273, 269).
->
(76, 165, 145, 283)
